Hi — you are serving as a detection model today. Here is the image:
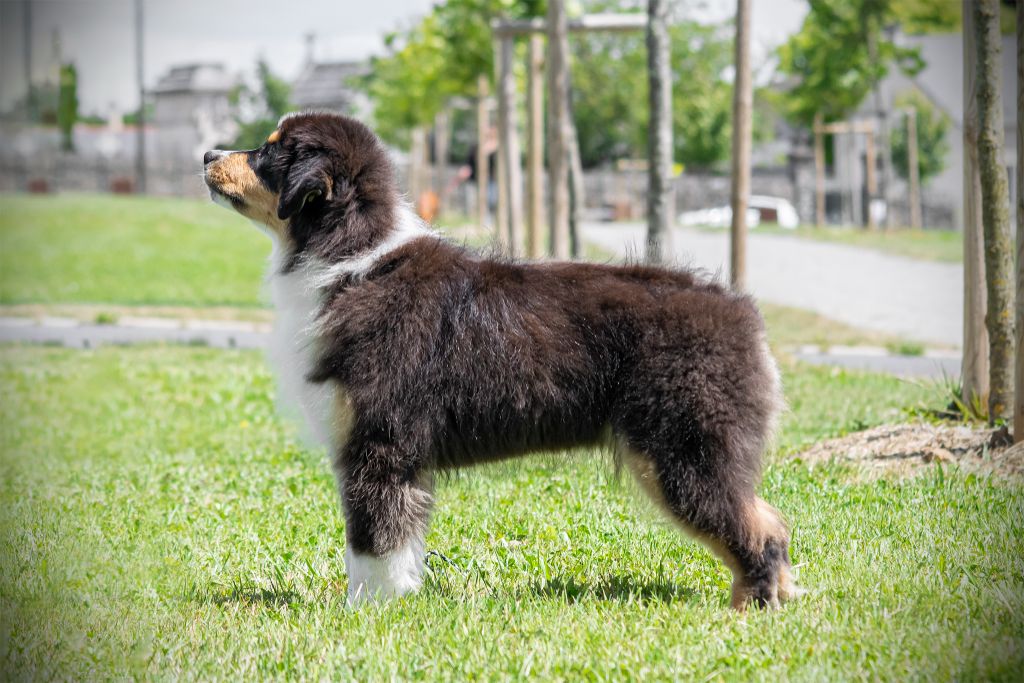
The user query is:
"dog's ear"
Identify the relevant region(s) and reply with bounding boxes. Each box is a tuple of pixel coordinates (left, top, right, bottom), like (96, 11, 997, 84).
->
(277, 155, 334, 220)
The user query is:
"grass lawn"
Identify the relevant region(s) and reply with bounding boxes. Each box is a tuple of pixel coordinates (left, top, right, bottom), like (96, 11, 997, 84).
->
(2, 346, 1021, 680)
(751, 225, 962, 264)
(1, 194, 917, 350)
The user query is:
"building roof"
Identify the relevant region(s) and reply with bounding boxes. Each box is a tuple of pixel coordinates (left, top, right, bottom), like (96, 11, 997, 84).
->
(153, 64, 235, 95)
(291, 61, 368, 111)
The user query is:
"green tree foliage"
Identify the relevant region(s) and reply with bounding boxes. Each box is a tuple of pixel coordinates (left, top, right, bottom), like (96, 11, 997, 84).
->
(366, 0, 746, 170)
(777, 0, 924, 127)
(57, 63, 78, 151)
(571, 21, 737, 169)
(367, 0, 542, 148)
(890, 89, 950, 185)
(231, 59, 293, 150)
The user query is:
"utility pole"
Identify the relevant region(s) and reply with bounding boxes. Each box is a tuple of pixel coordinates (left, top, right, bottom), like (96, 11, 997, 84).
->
(23, 0, 33, 121)
(645, 0, 673, 265)
(961, 0, 988, 412)
(729, 0, 752, 290)
(135, 0, 146, 194)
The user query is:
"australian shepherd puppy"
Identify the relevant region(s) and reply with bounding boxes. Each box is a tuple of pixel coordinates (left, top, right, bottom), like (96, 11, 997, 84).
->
(203, 111, 798, 610)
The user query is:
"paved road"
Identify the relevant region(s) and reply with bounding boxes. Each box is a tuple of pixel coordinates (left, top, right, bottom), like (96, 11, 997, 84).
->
(583, 223, 962, 347)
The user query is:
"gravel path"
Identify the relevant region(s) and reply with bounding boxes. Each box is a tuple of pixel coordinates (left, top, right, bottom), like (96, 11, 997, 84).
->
(583, 223, 962, 347)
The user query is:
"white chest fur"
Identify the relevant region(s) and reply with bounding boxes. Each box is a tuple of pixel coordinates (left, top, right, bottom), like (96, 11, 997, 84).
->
(266, 245, 338, 449)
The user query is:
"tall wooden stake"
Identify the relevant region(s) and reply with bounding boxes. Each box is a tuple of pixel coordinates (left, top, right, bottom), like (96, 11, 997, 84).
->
(476, 74, 490, 232)
(546, 0, 571, 259)
(527, 33, 546, 258)
(973, 0, 1014, 423)
(1016, 0, 1024, 440)
(962, 0, 989, 412)
(433, 109, 450, 215)
(906, 108, 922, 230)
(814, 113, 825, 227)
(496, 35, 524, 255)
(865, 131, 878, 230)
(646, 0, 673, 265)
(729, 0, 752, 290)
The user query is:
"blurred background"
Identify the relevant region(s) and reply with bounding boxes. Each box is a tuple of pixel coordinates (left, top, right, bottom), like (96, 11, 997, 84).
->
(0, 0, 1019, 370)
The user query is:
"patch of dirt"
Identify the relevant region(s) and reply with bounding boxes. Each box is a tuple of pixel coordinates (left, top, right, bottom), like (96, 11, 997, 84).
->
(793, 422, 1024, 481)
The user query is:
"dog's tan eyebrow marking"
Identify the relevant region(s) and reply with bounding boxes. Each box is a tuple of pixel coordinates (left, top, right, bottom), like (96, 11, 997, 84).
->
(267, 129, 281, 144)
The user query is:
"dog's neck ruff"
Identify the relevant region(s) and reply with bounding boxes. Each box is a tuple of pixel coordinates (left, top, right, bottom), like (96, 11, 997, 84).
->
(308, 203, 438, 289)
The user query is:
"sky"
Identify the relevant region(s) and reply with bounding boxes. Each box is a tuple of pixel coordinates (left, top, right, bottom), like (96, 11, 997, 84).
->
(0, 0, 808, 116)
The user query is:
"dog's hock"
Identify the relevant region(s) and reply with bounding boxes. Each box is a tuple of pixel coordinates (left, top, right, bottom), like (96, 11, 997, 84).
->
(345, 536, 425, 606)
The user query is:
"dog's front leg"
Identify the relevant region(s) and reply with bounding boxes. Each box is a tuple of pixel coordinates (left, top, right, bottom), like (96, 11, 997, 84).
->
(339, 442, 433, 606)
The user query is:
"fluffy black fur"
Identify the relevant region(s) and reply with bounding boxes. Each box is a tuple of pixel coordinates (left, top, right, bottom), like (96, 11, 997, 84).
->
(205, 111, 796, 609)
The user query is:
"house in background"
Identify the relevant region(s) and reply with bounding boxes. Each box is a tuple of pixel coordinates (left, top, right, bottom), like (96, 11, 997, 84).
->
(151, 63, 238, 160)
(291, 59, 370, 118)
(838, 30, 1018, 230)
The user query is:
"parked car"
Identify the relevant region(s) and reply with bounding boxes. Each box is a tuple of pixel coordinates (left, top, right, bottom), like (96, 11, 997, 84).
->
(678, 195, 799, 230)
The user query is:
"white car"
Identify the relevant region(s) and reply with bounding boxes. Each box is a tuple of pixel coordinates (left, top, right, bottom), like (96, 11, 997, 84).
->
(678, 196, 799, 230)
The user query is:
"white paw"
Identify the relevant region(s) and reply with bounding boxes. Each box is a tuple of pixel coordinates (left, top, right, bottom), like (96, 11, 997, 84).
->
(345, 536, 424, 606)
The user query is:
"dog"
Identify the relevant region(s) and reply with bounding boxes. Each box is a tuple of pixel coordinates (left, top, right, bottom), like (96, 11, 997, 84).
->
(203, 111, 798, 609)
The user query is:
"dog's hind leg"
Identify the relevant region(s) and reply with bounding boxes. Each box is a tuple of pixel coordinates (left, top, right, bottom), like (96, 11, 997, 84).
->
(619, 440, 796, 610)
(336, 440, 433, 606)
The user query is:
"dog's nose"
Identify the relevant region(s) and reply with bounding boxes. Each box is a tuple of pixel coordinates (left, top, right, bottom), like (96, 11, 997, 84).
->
(203, 150, 224, 166)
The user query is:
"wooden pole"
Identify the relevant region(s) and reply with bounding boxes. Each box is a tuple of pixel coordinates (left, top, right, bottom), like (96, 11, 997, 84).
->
(865, 130, 877, 230)
(729, 0, 752, 290)
(496, 34, 525, 256)
(645, 0, 673, 265)
(568, 117, 585, 259)
(476, 74, 490, 232)
(973, 0, 1014, 423)
(905, 108, 922, 230)
(433, 109, 450, 215)
(962, 0, 989, 413)
(1015, 0, 1023, 440)
(546, 0, 571, 259)
(134, 0, 146, 193)
(527, 33, 546, 258)
(814, 113, 825, 228)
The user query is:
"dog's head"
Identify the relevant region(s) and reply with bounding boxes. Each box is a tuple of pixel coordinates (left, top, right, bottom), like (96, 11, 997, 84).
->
(203, 111, 396, 259)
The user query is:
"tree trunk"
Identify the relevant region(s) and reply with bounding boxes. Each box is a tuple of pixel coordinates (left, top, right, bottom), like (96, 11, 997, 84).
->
(546, 0, 572, 260)
(1015, 0, 1024, 440)
(973, 0, 1014, 423)
(646, 0, 673, 264)
(962, 0, 989, 413)
(476, 75, 491, 233)
(527, 33, 546, 259)
(494, 35, 523, 252)
(729, 0, 752, 291)
(568, 117, 585, 259)
(905, 108, 923, 230)
(433, 109, 450, 216)
(814, 113, 825, 227)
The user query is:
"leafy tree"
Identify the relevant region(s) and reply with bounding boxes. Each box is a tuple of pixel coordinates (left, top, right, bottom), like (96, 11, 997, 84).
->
(366, 0, 542, 148)
(890, 89, 950, 185)
(777, 0, 924, 127)
(231, 59, 293, 150)
(57, 63, 78, 151)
